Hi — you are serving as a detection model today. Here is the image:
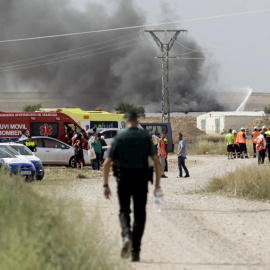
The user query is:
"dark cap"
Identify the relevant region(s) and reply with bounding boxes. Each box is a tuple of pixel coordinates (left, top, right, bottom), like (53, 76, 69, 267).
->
(124, 111, 138, 122)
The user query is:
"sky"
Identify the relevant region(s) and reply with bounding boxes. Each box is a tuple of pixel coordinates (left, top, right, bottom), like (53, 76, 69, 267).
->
(71, 0, 270, 93)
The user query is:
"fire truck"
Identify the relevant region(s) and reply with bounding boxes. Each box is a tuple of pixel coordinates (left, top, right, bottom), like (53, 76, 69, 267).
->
(0, 111, 82, 142)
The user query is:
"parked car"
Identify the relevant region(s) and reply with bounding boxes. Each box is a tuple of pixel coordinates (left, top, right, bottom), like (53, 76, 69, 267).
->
(8, 143, 45, 180)
(140, 123, 174, 152)
(98, 128, 120, 145)
(0, 148, 36, 180)
(19, 136, 90, 168)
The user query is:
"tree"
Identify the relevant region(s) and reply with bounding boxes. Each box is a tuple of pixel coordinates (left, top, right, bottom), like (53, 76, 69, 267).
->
(264, 105, 270, 116)
(23, 104, 42, 112)
(115, 102, 145, 118)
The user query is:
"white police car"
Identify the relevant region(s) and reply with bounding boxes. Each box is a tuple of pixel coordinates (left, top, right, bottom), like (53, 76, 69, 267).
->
(0, 148, 36, 180)
(1, 143, 44, 180)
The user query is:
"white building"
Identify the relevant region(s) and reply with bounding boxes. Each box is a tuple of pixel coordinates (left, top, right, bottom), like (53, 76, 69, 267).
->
(197, 111, 265, 135)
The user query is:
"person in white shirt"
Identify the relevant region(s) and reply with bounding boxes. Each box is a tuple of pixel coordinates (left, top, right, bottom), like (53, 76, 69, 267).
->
(85, 125, 90, 133)
(20, 130, 28, 139)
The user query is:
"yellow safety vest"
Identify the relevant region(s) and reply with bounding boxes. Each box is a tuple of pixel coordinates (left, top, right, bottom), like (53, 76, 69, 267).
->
(25, 141, 35, 147)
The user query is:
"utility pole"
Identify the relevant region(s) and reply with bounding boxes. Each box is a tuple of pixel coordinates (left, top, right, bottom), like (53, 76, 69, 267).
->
(143, 30, 187, 123)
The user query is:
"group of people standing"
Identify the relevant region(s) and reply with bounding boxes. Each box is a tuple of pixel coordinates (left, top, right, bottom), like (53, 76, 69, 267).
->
(66, 126, 107, 170)
(225, 125, 270, 165)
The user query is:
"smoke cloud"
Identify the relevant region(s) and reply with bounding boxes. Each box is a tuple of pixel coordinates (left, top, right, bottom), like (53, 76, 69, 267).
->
(0, 0, 224, 112)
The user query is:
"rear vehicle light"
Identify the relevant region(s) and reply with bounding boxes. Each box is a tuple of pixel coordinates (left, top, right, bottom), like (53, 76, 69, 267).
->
(56, 117, 61, 120)
(31, 117, 36, 120)
(84, 115, 89, 119)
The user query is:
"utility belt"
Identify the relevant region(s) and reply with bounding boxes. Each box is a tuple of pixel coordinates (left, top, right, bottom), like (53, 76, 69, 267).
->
(112, 162, 154, 184)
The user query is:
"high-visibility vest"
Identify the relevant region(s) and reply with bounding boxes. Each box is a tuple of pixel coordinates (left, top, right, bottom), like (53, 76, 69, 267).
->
(158, 138, 166, 157)
(265, 131, 270, 138)
(25, 141, 35, 147)
(233, 135, 239, 145)
(237, 131, 246, 144)
(252, 131, 260, 143)
(256, 137, 264, 152)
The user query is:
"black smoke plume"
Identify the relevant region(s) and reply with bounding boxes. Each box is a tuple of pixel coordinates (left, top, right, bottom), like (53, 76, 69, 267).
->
(0, 0, 224, 112)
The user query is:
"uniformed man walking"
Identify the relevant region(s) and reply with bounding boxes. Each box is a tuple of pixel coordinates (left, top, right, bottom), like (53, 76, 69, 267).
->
(103, 112, 162, 262)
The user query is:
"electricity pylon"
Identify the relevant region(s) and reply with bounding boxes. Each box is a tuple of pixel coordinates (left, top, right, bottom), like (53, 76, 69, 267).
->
(143, 30, 187, 122)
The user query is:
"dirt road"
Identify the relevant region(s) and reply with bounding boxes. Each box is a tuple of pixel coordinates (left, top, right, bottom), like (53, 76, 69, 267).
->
(64, 156, 270, 270)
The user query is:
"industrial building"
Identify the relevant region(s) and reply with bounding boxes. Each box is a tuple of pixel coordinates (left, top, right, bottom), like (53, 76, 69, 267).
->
(197, 111, 265, 135)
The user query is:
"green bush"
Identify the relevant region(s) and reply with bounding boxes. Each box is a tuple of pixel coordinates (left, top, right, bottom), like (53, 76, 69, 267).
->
(264, 104, 270, 116)
(23, 103, 42, 112)
(115, 102, 145, 118)
(0, 171, 125, 270)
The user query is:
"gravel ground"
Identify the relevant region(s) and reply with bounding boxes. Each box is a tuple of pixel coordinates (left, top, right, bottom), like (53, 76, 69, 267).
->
(56, 155, 270, 270)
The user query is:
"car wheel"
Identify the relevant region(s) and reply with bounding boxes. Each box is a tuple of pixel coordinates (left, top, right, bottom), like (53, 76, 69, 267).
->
(37, 170, 45, 181)
(69, 156, 76, 168)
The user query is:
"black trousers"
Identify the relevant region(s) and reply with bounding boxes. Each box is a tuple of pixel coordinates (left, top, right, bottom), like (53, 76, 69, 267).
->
(267, 143, 270, 161)
(253, 143, 256, 155)
(117, 169, 148, 253)
(233, 144, 240, 158)
(258, 149, 266, 164)
(239, 143, 247, 156)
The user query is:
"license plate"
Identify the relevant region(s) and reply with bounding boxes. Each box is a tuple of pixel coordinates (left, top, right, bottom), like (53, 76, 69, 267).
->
(20, 171, 31, 176)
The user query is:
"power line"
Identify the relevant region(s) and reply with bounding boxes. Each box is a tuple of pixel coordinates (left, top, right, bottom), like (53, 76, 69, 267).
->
(161, 54, 269, 60)
(0, 36, 142, 71)
(0, 32, 139, 67)
(174, 40, 207, 53)
(0, 42, 144, 73)
(0, 8, 269, 43)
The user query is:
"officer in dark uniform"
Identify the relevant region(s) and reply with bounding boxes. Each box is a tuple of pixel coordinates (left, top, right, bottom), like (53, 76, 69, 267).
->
(103, 112, 162, 262)
(24, 135, 37, 152)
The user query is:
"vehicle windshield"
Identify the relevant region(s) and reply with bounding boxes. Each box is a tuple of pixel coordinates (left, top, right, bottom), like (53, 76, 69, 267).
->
(9, 145, 33, 156)
(0, 145, 20, 156)
(0, 148, 16, 158)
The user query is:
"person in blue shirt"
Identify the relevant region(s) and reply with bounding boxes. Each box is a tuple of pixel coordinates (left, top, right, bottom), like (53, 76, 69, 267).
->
(177, 132, 190, 178)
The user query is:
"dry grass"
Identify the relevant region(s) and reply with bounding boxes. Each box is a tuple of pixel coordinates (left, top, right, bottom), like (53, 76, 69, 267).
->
(178, 136, 254, 156)
(204, 165, 270, 200)
(0, 169, 125, 270)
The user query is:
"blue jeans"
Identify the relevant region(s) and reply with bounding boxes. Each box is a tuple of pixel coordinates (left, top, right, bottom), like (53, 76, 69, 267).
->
(93, 152, 101, 170)
(178, 156, 189, 177)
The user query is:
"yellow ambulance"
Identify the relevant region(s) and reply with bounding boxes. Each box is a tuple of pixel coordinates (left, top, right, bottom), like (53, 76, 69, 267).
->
(39, 108, 124, 130)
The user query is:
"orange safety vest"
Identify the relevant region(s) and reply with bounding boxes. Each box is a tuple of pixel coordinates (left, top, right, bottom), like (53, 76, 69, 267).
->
(158, 138, 166, 157)
(236, 131, 246, 144)
(256, 137, 264, 152)
(252, 131, 260, 143)
(233, 135, 239, 145)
